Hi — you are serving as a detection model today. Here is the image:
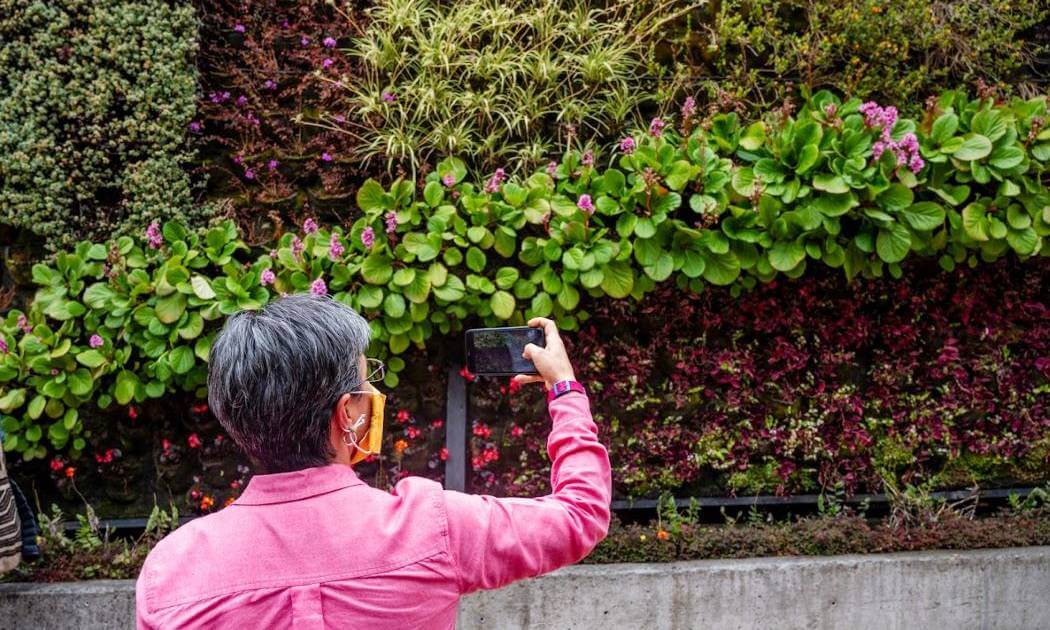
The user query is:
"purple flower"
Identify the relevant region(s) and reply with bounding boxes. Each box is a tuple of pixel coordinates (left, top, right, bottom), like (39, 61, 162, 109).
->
(89, 334, 104, 349)
(582, 151, 594, 167)
(872, 140, 888, 160)
(442, 173, 456, 187)
(649, 118, 665, 138)
(385, 211, 398, 234)
(291, 235, 304, 257)
(233, 23, 246, 33)
(244, 168, 255, 180)
(321, 58, 334, 69)
(484, 168, 506, 194)
(260, 269, 276, 286)
(264, 79, 277, 90)
(268, 159, 280, 171)
(209, 91, 230, 104)
(303, 217, 318, 234)
(268, 249, 277, 258)
(245, 112, 260, 127)
(310, 277, 327, 296)
(333, 114, 346, 123)
(236, 95, 248, 107)
(620, 137, 636, 154)
(577, 194, 595, 214)
(361, 227, 376, 249)
(859, 101, 898, 130)
(899, 133, 919, 153)
(329, 233, 345, 259)
(188, 121, 202, 133)
(232, 154, 243, 165)
(546, 161, 558, 177)
(823, 103, 837, 118)
(17, 314, 31, 334)
(300, 35, 310, 47)
(145, 222, 163, 249)
(50, 368, 59, 376)
(321, 152, 333, 162)
(381, 91, 397, 103)
(0, 338, 8, 354)
(323, 36, 337, 48)
(681, 96, 696, 120)
(281, 19, 290, 29)
(908, 154, 925, 174)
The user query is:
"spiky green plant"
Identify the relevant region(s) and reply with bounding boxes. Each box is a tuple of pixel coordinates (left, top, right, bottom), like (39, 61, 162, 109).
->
(325, 0, 701, 175)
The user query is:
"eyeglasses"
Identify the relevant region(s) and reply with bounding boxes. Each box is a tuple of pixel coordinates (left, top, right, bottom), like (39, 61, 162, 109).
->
(362, 358, 385, 385)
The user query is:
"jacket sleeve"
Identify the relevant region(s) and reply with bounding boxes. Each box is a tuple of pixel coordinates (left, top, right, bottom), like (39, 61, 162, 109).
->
(442, 391, 611, 594)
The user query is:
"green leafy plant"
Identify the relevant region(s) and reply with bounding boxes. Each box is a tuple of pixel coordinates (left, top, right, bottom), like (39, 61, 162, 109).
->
(1, 90, 1046, 460)
(0, 0, 208, 248)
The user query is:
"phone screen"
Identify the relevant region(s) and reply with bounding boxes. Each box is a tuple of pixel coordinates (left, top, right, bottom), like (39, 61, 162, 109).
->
(465, 327, 545, 376)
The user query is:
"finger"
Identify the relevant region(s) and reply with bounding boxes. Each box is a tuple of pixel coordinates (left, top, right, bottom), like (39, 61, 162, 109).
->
(512, 374, 545, 385)
(527, 317, 560, 342)
(522, 342, 544, 359)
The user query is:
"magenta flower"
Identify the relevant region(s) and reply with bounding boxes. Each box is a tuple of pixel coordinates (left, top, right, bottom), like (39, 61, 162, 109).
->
(323, 36, 337, 48)
(577, 194, 595, 214)
(50, 368, 59, 376)
(442, 173, 456, 187)
(0, 338, 8, 354)
(244, 168, 255, 180)
(908, 154, 925, 174)
(233, 23, 246, 33)
(381, 91, 397, 103)
(823, 103, 837, 118)
(268, 159, 280, 171)
(681, 96, 697, 120)
(188, 121, 202, 133)
(232, 154, 243, 165)
(329, 233, 345, 259)
(361, 227, 376, 249)
(303, 218, 318, 234)
(649, 118, 665, 138)
(582, 151, 594, 167)
(291, 235, 304, 257)
(300, 35, 310, 46)
(310, 277, 327, 296)
(17, 314, 31, 334)
(264, 79, 277, 90)
(236, 95, 248, 107)
(321, 58, 334, 69)
(484, 168, 506, 194)
(385, 211, 399, 234)
(260, 269, 276, 286)
(321, 152, 333, 162)
(546, 161, 558, 177)
(89, 334, 104, 349)
(209, 91, 230, 104)
(145, 222, 163, 249)
(620, 137, 636, 154)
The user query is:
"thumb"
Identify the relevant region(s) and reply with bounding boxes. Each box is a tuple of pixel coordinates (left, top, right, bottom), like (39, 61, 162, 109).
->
(522, 343, 543, 359)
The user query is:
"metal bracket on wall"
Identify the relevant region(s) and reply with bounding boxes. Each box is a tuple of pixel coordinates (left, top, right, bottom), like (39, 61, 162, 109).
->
(443, 364, 468, 492)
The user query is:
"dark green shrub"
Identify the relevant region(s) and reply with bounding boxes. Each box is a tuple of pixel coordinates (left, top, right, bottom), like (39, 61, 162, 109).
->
(667, 0, 1050, 111)
(0, 0, 209, 249)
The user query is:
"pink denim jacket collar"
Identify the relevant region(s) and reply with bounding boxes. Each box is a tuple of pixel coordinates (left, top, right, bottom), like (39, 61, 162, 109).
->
(235, 463, 366, 506)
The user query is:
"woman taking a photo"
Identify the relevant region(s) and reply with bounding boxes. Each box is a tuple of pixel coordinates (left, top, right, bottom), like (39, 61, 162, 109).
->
(136, 294, 611, 629)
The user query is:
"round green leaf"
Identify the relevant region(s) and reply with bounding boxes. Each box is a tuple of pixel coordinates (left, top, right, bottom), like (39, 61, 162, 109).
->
(490, 291, 516, 320)
(876, 223, 912, 263)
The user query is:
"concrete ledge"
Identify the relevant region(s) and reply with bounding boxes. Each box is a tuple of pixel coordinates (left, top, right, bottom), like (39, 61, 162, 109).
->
(1, 547, 1047, 629)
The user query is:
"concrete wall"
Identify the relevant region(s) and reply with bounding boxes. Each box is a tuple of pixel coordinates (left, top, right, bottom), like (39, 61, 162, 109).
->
(0, 547, 1047, 630)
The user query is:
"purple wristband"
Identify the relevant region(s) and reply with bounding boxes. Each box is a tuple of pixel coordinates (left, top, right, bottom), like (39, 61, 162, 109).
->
(547, 380, 585, 403)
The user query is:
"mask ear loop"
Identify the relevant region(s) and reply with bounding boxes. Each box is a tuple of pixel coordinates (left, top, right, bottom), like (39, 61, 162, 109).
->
(342, 412, 376, 454)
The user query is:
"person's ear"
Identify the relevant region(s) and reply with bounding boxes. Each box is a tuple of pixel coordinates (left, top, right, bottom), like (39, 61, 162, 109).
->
(332, 392, 355, 432)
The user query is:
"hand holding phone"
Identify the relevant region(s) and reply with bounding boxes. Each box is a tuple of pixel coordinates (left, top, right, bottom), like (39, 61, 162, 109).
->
(465, 326, 546, 376)
(513, 318, 576, 390)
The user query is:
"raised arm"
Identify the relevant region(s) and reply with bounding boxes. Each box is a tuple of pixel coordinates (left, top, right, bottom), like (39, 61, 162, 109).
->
(441, 318, 612, 594)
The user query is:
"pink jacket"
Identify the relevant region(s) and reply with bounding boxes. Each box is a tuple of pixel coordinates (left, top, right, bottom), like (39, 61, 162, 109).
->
(136, 392, 611, 629)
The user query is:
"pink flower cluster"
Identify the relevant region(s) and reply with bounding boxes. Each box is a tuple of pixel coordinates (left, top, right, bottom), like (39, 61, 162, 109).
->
(484, 168, 506, 194)
(145, 222, 163, 249)
(89, 334, 104, 349)
(859, 101, 924, 173)
(620, 137, 636, 154)
(360, 226, 376, 249)
(329, 233, 345, 259)
(384, 211, 398, 234)
(260, 269, 276, 286)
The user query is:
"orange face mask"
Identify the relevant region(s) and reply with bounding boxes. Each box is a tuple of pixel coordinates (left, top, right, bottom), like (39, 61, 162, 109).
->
(345, 390, 386, 465)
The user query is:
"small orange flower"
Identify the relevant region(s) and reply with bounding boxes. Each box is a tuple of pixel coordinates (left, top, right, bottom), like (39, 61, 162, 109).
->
(223, 496, 236, 508)
(394, 439, 409, 454)
(656, 530, 670, 541)
(64, 466, 76, 479)
(200, 495, 215, 511)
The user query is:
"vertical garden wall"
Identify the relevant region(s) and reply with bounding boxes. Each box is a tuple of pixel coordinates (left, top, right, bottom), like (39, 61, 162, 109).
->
(0, 0, 1048, 520)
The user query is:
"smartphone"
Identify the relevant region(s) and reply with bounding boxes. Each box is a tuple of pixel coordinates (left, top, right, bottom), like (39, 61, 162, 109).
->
(465, 327, 546, 376)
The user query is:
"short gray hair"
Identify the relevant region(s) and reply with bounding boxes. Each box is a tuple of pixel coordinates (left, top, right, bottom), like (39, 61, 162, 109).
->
(207, 294, 372, 473)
